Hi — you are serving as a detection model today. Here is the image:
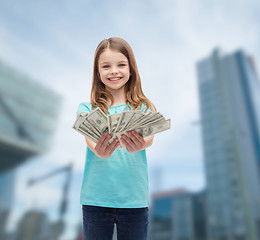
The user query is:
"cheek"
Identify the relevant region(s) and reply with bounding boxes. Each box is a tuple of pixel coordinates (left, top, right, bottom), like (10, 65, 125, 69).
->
(99, 70, 107, 79)
(99, 73, 107, 84)
(124, 68, 131, 76)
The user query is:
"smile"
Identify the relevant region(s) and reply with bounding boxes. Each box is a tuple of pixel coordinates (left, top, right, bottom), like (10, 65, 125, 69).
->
(108, 77, 122, 82)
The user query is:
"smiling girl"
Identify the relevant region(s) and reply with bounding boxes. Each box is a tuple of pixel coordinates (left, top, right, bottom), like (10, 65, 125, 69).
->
(76, 37, 156, 240)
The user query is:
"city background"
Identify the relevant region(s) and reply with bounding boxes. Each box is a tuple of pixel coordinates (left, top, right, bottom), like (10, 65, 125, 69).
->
(0, 0, 260, 239)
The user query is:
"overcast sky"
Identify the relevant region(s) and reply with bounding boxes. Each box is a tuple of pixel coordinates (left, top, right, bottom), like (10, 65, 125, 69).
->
(1, 0, 260, 239)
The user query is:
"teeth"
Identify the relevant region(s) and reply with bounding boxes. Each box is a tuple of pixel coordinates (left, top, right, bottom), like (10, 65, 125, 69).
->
(109, 77, 121, 80)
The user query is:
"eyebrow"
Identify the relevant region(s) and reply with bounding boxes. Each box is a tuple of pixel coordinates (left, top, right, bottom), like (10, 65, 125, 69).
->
(100, 60, 128, 65)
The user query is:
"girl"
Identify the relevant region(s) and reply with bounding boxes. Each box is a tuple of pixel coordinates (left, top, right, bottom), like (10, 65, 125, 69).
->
(76, 37, 157, 240)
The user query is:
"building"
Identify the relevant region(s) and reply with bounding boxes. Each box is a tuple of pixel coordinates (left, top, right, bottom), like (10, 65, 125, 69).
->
(0, 169, 15, 239)
(196, 49, 260, 240)
(0, 59, 62, 173)
(0, 59, 62, 238)
(14, 210, 50, 240)
(148, 189, 207, 240)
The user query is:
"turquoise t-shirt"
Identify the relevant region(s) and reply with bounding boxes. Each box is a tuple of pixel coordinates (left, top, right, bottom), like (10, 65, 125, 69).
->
(76, 102, 151, 208)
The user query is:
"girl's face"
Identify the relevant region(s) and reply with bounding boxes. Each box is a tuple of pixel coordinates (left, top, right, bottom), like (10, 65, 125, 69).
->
(98, 49, 131, 92)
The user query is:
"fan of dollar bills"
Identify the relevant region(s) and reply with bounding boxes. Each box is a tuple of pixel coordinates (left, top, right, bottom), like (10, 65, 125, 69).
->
(73, 107, 171, 150)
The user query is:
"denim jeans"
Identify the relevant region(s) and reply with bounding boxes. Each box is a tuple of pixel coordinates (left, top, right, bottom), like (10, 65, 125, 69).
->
(82, 205, 149, 240)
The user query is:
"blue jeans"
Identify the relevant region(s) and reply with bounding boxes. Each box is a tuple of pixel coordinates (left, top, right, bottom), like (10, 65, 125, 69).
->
(82, 205, 149, 240)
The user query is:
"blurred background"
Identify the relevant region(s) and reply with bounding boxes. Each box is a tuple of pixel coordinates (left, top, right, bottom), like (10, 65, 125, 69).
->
(0, 0, 260, 239)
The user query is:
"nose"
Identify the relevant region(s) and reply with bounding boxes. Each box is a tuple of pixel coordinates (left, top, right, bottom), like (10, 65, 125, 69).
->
(111, 66, 119, 74)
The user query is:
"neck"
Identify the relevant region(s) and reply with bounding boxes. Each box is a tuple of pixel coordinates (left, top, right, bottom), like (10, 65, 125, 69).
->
(107, 87, 126, 106)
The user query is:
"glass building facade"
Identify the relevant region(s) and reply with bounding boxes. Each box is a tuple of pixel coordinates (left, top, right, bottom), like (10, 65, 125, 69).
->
(148, 189, 207, 240)
(0, 169, 15, 238)
(0, 59, 62, 173)
(196, 49, 260, 240)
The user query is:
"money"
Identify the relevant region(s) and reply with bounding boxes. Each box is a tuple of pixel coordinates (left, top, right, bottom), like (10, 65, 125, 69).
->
(73, 107, 171, 150)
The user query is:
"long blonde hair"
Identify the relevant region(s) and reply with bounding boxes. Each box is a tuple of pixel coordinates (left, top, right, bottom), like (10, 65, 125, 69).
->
(90, 37, 157, 115)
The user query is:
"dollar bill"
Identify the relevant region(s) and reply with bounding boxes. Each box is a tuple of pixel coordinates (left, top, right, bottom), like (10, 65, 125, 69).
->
(133, 119, 171, 138)
(121, 110, 143, 132)
(115, 111, 136, 132)
(108, 113, 122, 134)
(73, 107, 171, 150)
(86, 107, 109, 134)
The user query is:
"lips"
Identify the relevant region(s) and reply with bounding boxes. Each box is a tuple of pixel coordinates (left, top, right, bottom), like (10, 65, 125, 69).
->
(108, 77, 122, 81)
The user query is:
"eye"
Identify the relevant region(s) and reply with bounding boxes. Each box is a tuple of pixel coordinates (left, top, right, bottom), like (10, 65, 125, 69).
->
(119, 64, 126, 67)
(103, 65, 109, 68)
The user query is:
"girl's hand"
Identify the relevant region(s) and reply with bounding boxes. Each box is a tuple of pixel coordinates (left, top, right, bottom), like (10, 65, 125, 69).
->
(94, 133, 120, 159)
(120, 130, 145, 153)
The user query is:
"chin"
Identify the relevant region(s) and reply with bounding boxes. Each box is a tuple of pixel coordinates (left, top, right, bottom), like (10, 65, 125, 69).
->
(106, 84, 125, 91)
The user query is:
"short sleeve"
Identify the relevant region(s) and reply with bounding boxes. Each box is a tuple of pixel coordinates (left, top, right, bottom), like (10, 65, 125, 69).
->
(76, 102, 92, 117)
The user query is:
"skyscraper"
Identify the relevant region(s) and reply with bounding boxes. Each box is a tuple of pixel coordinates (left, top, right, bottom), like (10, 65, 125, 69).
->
(148, 189, 207, 240)
(196, 49, 260, 240)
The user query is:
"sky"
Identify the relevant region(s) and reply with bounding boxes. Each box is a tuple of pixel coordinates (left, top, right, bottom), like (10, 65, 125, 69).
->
(0, 0, 260, 239)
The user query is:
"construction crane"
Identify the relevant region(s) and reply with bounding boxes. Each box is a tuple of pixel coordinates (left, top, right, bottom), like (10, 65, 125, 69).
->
(27, 162, 73, 240)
